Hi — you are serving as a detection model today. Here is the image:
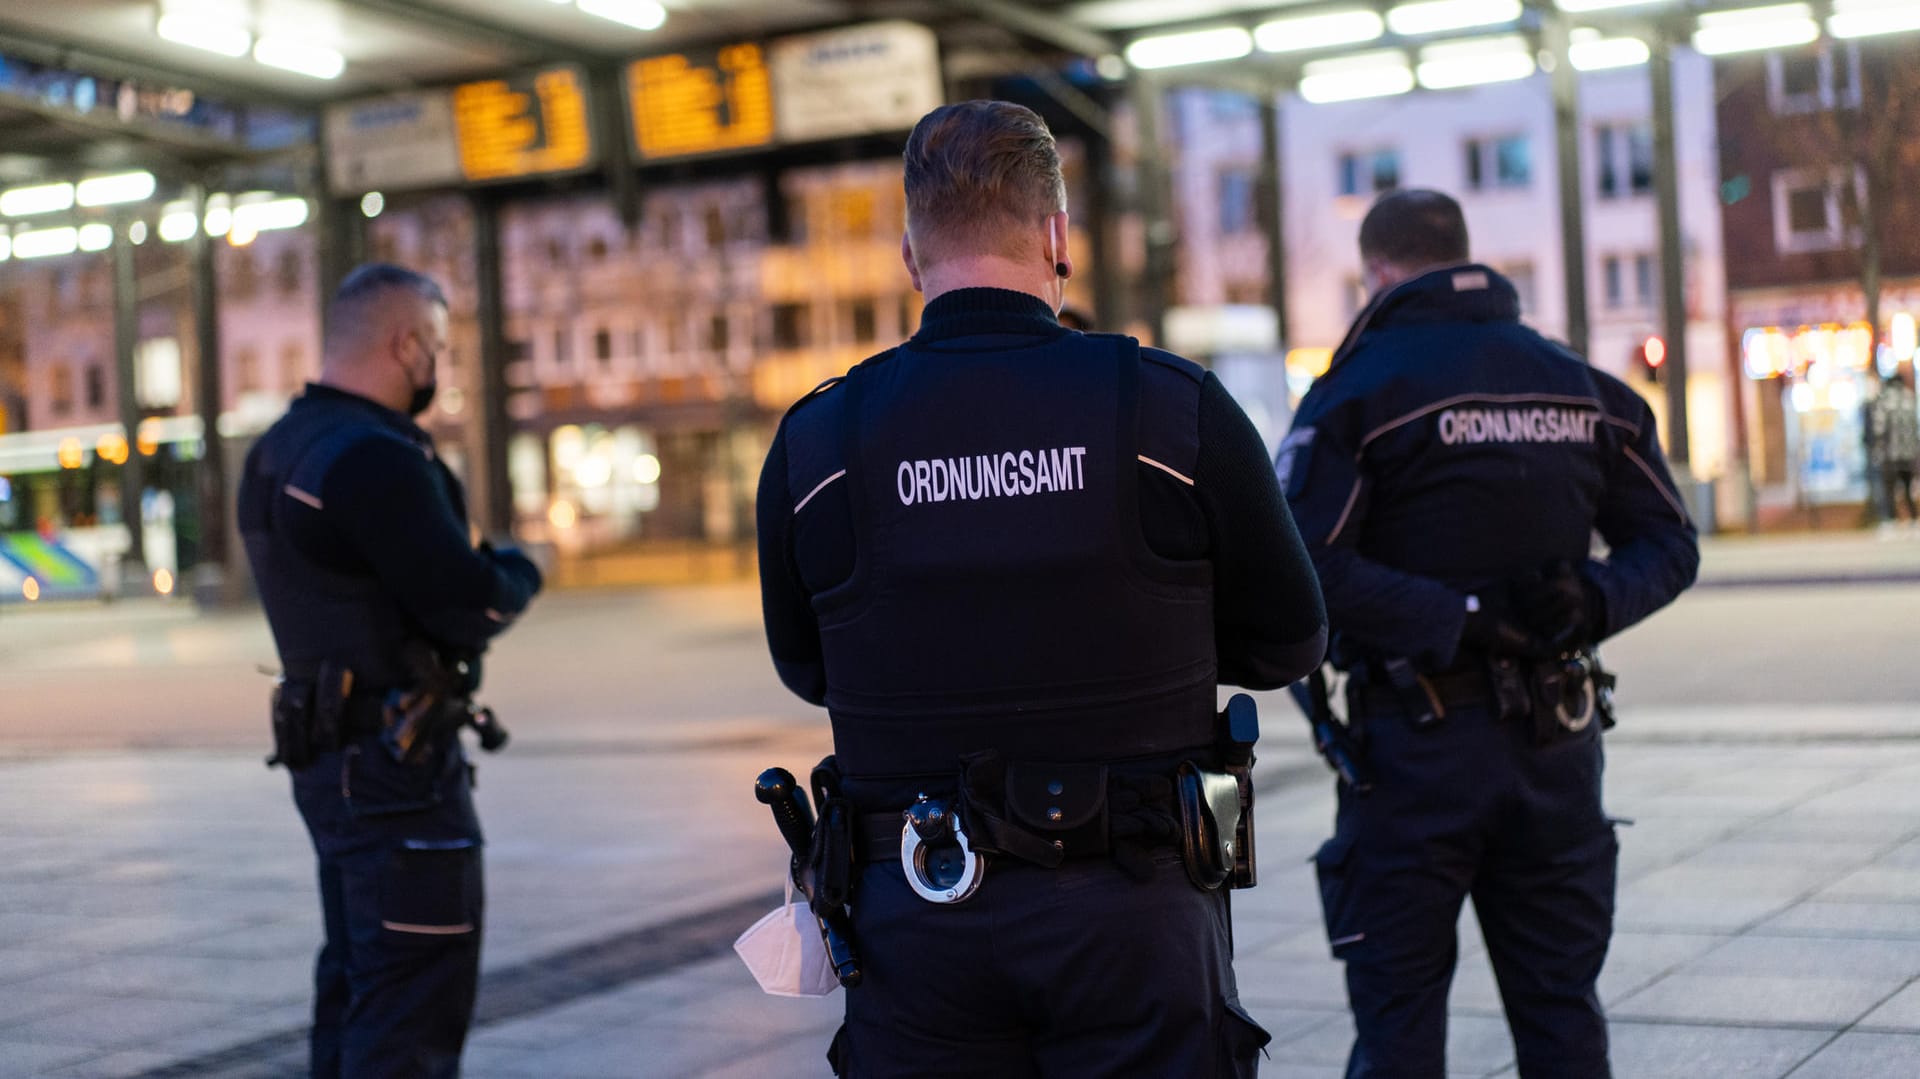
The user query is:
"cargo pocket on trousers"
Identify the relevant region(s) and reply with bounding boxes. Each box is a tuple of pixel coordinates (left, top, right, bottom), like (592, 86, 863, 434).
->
(1313, 830, 1364, 958)
(1218, 997, 1272, 1078)
(826, 1022, 850, 1077)
(380, 839, 480, 938)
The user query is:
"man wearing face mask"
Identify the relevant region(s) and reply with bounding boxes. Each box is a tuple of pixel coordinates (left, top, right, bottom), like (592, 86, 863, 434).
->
(756, 101, 1327, 1076)
(238, 263, 542, 1078)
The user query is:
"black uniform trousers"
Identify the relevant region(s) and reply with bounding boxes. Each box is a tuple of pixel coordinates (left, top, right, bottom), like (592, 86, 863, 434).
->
(291, 736, 485, 1079)
(1314, 699, 1616, 1079)
(832, 848, 1271, 1078)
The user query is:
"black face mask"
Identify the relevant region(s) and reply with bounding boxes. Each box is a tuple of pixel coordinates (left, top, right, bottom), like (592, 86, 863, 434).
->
(407, 379, 437, 418)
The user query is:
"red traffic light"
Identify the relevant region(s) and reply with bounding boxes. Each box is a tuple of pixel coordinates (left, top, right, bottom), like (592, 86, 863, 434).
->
(1642, 336, 1667, 369)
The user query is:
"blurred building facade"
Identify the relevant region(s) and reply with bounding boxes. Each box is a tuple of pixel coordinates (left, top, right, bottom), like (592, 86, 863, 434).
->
(1715, 37, 1920, 516)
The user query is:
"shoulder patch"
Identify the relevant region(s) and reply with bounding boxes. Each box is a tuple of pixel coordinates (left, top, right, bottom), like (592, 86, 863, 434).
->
(1138, 345, 1207, 384)
(1276, 426, 1316, 499)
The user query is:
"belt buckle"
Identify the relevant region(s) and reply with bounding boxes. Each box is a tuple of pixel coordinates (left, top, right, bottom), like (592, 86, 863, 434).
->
(899, 794, 985, 905)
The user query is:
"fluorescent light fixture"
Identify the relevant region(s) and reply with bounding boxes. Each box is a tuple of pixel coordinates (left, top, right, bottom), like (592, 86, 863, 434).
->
(77, 223, 113, 252)
(158, 202, 198, 243)
(155, 13, 252, 58)
(1556, 0, 1678, 11)
(1569, 29, 1652, 70)
(76, 171, 156, 207)
(1299, 50, 1416, 103)
(128, 220, 149, 245)
(0, 182, 74, 217)
(254, 38, 345, 80)
(1417, 35, 1537, 90)
(1255, 10, 1386, 53)
(233, 196, 310, 234)
(0, 231, 10, 262)
(1829, 0, 1920, 39)
(575, 0, 667, 30)
(1125, 26, 1254, 69)
(12, 226, 79, 259)
(1386, 0, 1523, 37)
(1692, 4, 1819, 55)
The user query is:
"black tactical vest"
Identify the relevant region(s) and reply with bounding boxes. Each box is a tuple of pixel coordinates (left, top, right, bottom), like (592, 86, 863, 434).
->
(801, 333, 1218, 778)
(237, 395, 438, 688)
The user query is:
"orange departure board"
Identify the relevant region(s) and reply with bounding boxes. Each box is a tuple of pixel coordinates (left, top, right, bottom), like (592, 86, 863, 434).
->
(453, 66, 596, 182)
(627, 44, 775, 161)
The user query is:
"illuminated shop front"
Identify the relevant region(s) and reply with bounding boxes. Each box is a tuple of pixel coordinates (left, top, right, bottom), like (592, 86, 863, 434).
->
(1738, 287, 1920, 507)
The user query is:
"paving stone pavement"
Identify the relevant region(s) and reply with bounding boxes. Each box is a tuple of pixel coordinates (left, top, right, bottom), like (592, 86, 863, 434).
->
(4, 552, 1920, 1078)
(1, 726, 1917, 1078)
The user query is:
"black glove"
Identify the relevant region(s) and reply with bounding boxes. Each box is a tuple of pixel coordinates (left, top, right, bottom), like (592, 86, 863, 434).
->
(1511, 562, 1603, 653)
(488, 544, 545, 595)
(1459, 592, 1555, 660)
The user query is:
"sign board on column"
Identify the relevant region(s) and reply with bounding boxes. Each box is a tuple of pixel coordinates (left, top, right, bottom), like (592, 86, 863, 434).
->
(324, 92, 462, 194)
(767, 21, 943, 144)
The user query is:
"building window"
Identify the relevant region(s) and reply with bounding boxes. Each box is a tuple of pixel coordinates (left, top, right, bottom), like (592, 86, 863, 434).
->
(1771, 167, 1862, 253)
(281, 343, 307, 387)
(848, 300, 877, 344)
(709, 313, 730, 354)
(551, 327, 573, 374)
(1634, 255, 1656, 308)
(587, 236, 610, 261)
(277, 250, 303, 296)
(1465, 136, 1530, 190)
(1602, 254, 1656, 309)
(1338, 149, 1399, 197)
(900, 294, 919, 338)
(1500, 262, 1536, 314)
(771, 303, 808, 350)
(49, 365, 73, 415)
(1218, 169, 1258, 234)
(1596, 123, 1654, 199)
(546, 237, 567, 266)
(1767, 44, 1861, 114)
(84, 365, 105, 410)
(705, 206, 727, 248)
(236, 347, 261, 394)
(593, 328, 613, 366)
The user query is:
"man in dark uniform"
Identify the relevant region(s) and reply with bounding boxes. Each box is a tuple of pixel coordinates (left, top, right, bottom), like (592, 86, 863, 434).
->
(238, 264, 543, 1078)
(1281, 190, 1699, 1078)
(756, 101, 1328, 1077)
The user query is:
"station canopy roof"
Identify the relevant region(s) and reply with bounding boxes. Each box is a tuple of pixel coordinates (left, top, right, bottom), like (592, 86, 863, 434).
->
(0, 1, 1908, 180)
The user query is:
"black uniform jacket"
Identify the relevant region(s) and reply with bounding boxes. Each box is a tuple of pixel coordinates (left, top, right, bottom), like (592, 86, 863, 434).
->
(758, 287, 1328, 714)
(1280, 265, 1699, 671)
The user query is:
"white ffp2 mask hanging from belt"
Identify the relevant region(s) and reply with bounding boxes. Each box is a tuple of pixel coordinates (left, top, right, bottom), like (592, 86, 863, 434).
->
(734, 881, 839, 998)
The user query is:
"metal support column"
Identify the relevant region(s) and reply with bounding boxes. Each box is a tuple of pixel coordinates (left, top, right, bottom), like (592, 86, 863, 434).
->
(111, 214, 147, 585)
(1127, 72, 1175, 345)
(190, 183, 229, 585)
(1544, 15, 1591, 359)
(1257, 86, 1290, 349)
(472, 192, 514, 538)
(1650, 35, 1691, 469)
(1083, 121, 1124, 331)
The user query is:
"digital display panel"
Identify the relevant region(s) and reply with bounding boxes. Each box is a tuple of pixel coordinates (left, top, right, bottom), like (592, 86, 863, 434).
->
(453, 67, 596, 182)
(627, 44, 775, 161)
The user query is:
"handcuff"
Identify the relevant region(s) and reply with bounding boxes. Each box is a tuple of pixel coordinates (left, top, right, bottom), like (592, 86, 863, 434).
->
(900, 793, 985, 904)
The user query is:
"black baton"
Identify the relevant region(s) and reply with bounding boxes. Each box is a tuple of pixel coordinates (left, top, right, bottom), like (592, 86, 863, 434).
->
(754, 768, 863, 988)
(1288, 670, 1372, 794)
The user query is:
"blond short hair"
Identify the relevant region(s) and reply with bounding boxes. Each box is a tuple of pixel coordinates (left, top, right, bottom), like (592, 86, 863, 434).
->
(903, 101, 1066, 264)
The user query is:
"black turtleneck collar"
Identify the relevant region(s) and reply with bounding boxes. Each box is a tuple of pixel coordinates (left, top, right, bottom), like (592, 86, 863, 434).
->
(300, 382, 425, 438)
(911, 287, 1065, 345)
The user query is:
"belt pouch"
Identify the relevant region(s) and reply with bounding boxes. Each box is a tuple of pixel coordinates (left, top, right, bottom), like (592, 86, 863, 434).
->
(312, 661, 353, 753)
(1004, 762, 1109, 859)
(270, 680, 315, 770)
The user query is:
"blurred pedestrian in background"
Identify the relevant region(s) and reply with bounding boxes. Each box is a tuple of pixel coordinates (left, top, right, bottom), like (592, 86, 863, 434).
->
(1869, 363, 1919, 532)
